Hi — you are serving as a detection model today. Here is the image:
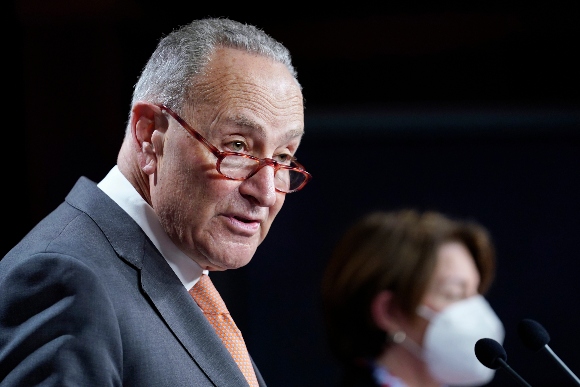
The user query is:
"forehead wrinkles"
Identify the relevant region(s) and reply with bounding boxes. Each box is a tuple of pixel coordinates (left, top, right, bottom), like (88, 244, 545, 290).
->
(193, 71, 303, 128)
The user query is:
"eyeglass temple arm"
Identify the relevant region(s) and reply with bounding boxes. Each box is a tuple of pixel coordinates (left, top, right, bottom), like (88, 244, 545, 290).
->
(157, 104, 222, 157)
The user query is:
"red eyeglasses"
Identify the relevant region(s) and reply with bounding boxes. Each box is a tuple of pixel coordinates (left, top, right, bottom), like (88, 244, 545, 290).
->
(158, 104, 312, 193)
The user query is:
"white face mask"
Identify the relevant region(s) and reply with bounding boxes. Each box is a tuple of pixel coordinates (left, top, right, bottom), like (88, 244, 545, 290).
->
(398, 295, 505, 386)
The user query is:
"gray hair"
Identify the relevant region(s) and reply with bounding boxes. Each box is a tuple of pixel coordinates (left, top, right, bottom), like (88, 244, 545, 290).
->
(130, 17, 299, 122)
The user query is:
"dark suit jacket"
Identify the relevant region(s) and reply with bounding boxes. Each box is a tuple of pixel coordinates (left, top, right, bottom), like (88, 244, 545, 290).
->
(0, 176, 266, 386)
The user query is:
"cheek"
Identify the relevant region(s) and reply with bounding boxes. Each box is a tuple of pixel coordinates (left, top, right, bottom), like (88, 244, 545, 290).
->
(261, 196, 285, 233)
(268, 193, 286, 224)
(154, 156, 213, 217)
(421, 290, 468, 317)
(271, 194, 285, 218)
(168, 146, 217, 202)
(416, 318, 432, 345)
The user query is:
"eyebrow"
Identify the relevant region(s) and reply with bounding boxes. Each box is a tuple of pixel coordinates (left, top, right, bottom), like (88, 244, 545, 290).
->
(230, 114, 304, 141)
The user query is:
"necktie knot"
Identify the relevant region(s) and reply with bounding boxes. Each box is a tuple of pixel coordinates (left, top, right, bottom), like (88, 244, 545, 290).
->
(189, 273, 228, 314)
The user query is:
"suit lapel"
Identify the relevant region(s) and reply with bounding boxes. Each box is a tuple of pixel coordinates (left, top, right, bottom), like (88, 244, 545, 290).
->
(66, 177, 250, 386)
(139, 240, 248, 386)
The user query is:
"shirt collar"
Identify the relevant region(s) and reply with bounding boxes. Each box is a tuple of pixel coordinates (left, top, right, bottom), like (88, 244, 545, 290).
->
(97, 165, 205, 290)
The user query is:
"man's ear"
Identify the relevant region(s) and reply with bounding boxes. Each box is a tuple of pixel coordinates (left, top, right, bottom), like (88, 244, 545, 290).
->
(371, 290, 401, 334)
(130, 102, 166, 175)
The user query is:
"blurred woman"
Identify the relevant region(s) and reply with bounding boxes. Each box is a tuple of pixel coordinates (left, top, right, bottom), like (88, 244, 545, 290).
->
(321, 209, 504, 387)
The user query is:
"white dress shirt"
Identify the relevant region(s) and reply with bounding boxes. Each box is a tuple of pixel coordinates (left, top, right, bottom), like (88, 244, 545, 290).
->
(97, 165, 205, 290)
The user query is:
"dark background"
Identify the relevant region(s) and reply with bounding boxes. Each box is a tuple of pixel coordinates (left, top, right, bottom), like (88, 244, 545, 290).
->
(6, 2, 579, 386)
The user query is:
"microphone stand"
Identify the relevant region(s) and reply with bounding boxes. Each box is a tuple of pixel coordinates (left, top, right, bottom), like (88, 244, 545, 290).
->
(497, 358, 532, 387)
(544, 345, 580, 386)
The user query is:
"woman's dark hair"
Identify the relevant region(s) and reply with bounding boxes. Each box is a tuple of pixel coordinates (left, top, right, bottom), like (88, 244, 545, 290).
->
(321, 209, 495, 366)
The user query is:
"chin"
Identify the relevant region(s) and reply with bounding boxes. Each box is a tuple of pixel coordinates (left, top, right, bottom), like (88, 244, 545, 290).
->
(208, 251, 254, 271)
(228, 255, 253, 269)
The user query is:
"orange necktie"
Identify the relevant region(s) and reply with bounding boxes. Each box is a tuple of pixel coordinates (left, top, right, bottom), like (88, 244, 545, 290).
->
(189, 274, 259, 387)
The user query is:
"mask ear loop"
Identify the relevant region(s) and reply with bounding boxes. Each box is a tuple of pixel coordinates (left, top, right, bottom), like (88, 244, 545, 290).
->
(389, 304, 440, 360)
(390, 330, 424, 359)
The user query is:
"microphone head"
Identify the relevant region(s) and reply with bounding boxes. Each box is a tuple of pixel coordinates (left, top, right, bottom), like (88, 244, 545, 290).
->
(518, 318, 550, 351)
(475, 338, 507, 370)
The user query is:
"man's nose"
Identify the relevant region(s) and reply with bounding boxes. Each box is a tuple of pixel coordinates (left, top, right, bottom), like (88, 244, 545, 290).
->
(239, 162, 278, 206)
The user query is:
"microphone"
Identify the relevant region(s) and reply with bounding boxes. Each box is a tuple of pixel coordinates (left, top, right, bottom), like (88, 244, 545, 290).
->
(518, 318, 580, 386)
(474, 338, 532, 387)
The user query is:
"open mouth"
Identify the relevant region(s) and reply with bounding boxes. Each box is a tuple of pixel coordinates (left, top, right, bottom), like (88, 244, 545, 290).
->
(234, 215, 255, 224)
(227, 215, 260, 234)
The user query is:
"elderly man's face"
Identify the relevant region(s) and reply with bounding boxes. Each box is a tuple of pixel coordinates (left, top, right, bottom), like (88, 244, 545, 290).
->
(151, 47, 305, 271)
